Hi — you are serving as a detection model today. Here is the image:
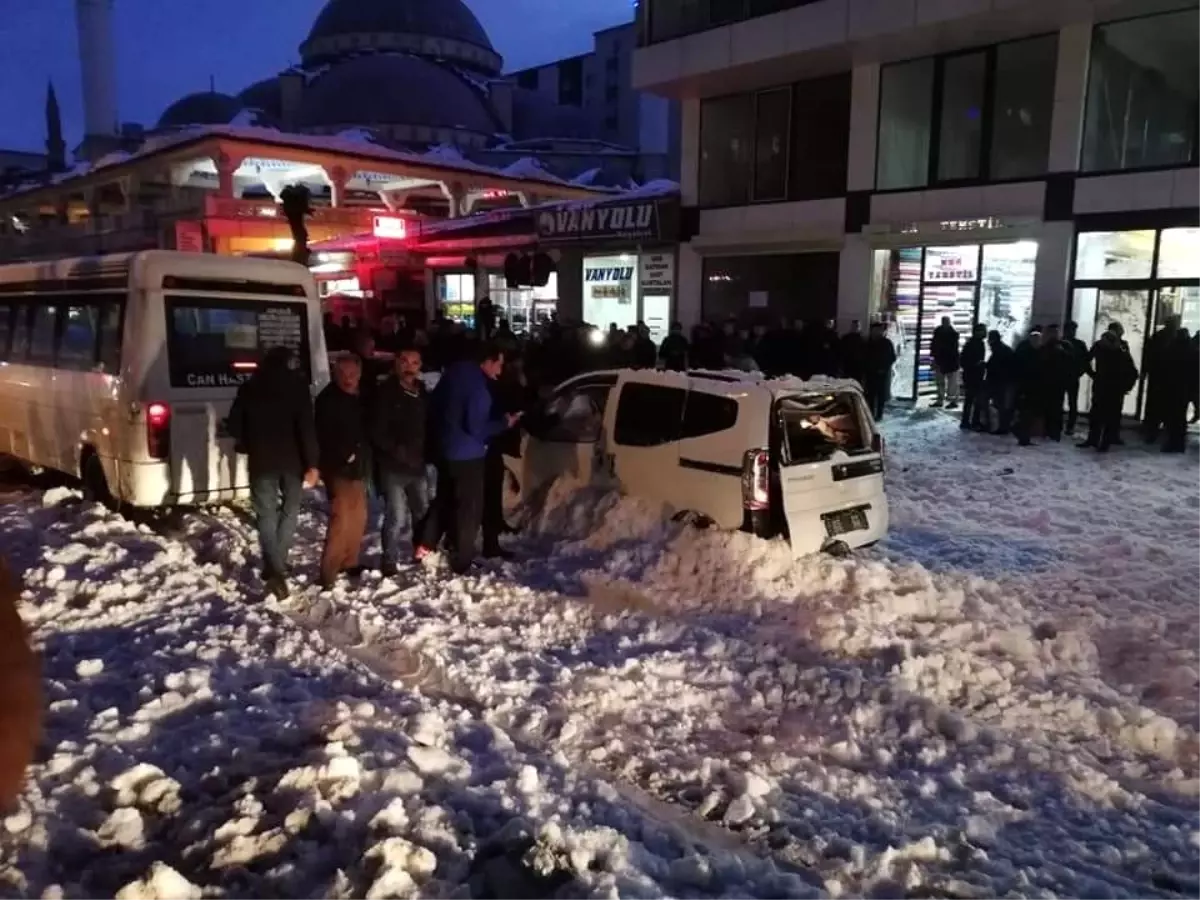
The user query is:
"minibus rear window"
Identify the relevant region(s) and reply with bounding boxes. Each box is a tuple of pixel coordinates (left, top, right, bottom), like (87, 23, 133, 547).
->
(776, 392, 870, 465)
(165, 296, 311, 389)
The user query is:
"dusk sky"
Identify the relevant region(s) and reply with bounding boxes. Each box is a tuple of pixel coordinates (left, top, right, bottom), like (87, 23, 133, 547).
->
(0, 0, 635, 153)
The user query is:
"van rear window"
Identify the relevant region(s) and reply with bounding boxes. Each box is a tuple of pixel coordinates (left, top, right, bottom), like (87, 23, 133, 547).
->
(165, 296, 310, 389)
(777, 393, 869, 464)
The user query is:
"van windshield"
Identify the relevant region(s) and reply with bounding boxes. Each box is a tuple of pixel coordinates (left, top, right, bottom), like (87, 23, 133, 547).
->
(777, 392, 869, 464)
(165, 296, 311, 389)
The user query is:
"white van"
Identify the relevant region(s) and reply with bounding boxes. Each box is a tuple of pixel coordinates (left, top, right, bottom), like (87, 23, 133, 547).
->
(0, 250, 329, 507)
(506, 368, 888, 556)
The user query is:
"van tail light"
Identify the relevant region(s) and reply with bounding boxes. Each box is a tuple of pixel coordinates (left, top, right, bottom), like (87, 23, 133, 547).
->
(871, 432, 886, 467)
(742, 448, 770, 511)
(145, 402, 171, 460)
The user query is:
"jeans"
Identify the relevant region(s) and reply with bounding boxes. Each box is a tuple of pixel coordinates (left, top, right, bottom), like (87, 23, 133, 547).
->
(321, 477, 367, 586)
(934, 368, 960, 405)
(426, 458, 485, 574)
(250, 472, 303, 579)
(1065, 378, 1081, 434)
(380, 469, 432, 565)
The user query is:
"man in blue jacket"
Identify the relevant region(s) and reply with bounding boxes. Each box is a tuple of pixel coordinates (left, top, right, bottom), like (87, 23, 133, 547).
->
(424, 342, 521, 573)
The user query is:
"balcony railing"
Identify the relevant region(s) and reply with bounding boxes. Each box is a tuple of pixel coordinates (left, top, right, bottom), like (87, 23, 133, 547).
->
(638, 0, 824, 46)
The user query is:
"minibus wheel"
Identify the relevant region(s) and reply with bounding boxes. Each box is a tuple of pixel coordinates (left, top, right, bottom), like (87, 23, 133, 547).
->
(671, 510, 714, 530)
(81, 451, 116, 510)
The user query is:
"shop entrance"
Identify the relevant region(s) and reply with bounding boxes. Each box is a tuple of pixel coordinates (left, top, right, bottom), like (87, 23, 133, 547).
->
(880, 240, 1037, 402)
(1070, 227, 1199, 417)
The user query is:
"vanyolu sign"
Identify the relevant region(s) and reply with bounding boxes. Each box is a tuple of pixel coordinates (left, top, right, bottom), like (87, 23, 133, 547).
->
(536, 200, 660, 243)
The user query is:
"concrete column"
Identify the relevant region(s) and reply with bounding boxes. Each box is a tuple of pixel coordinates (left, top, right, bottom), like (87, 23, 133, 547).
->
(214, 152, 243, 199)
(676, 243, 703, 328)
(847, 64, 881, 192)
(1048, 23, 1092, 173)
(1032, 221, 1075, 327)
(326, 165, 349, 208)
(679, 97, 700, 206)
(83, 188, 101, 232)
(836, 233, 874, 329)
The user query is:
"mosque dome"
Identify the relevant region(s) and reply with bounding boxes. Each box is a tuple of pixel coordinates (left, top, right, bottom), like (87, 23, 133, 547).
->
(157, 91, 244, 129)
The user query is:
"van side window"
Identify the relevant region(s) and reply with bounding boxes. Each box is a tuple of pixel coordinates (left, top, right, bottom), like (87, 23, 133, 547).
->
(0, 303, 12, 360)
(681, 391, 738, 439)
(28, 304, 57, 366)
(535, 384, 610, 443)
(9, 304, 30, 362)
(613, 383, 685, 447)
(97, 300, 124, 374)
(58, 305, 101, 371)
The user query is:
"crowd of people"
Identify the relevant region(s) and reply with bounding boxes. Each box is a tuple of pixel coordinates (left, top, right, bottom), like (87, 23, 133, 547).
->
(227, 304, 1196, 598)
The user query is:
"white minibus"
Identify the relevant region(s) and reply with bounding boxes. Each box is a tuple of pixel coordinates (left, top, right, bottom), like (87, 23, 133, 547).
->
(0, 250, 329, 507)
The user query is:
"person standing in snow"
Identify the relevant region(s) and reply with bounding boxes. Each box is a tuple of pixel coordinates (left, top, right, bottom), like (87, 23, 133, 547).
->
(226, 345, 319, 599)
(929, 316, 961, 409)
(1012, 329, 1045, 446)
(315, 354, 369, 588)
(658, 321, 689, 372)
(983, 331, 1016, 434)
(1079, 325, 1138, 452)
(425, 343, 522, 574)
(863, 322, 896, 420)
(958, 323, 988, 431)
(1141, 313, 1181, 444)
(370, 346, 433, 576)
(838, 320, 867, 387)
(1062, 320, 1090, 436)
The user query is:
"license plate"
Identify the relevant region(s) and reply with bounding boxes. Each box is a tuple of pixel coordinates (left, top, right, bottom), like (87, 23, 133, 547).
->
(824, 507, 869, 537)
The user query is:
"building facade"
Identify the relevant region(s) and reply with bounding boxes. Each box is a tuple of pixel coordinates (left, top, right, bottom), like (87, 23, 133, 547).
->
(633, 0, 1198, 407)
(508, 22, 682, 182)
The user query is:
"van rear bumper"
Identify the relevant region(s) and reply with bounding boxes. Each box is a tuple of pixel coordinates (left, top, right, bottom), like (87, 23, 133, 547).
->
(120, 460, 250, 507)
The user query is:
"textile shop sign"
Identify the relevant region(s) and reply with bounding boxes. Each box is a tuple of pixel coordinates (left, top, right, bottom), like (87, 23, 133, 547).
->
(537, 200, 660, 243)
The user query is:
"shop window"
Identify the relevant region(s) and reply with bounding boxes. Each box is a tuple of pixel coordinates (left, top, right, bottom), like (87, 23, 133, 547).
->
(754, 88, 791, 201)
(583, 254, 639, 331)
(9, 305, 30, 362)
(698, 93, 754, 206)
(613, 382, 686, 447)
(788, 72, 851, 201)
(701, 252, 839, 323)
(990, 35, 1057, 179)
(438, 273, 476, 323)
(1156, 228, 1200, 279)
(487, 273, 558, 333)
(936, 52, 986, 182)
(681, 391, 738, 439)
(1074, 230, 1156, 280)
(877, 58, 935, 190)
(1081, 9, 1199, 172)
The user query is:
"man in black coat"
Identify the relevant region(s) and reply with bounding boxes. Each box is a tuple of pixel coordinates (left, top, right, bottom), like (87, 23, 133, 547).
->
(958, 323, 988, 431)
(984, 331, 1016, 434)
(1012, 330, 1045, 446)
(839, 320, 867, 387)
(1142, 314, 1182, 443)
(226, 346, 319, 599)
(371, 347, 432, 575)
(1160, 328, 1194, 454)
(1039, 324, 1074, 442)
(658, 321, 689, 372)
(864, 322, 897, 420)
(315, 355, 369, 588)
(929, 316, 961, 409)
(1079, 325, 1138, 452)
(1062, 320, 1089, 436)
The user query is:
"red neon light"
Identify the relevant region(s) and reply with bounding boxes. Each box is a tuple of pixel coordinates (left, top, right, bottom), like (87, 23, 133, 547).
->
(373, 215, 408, 239)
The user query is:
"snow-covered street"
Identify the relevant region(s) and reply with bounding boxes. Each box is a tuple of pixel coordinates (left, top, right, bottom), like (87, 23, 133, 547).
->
(2, 414, 1197, 899)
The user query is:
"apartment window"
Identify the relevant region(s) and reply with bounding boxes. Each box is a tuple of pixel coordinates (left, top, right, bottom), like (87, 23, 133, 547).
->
(699, 93, 754, 206)
(643, 0, 818, 44)
(754, 88, 791, 201)
(1081, 9, 1199, 172)
(789, 71, 851, 201)
(876, 58, 935, 190)
(876, 35, 1057, 189)
(516, 69, 539, 91)
(558, 57, 583, 107)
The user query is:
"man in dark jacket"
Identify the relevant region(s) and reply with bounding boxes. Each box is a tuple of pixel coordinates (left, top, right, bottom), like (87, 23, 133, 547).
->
(959, 323, 988, 430)
(659, 321, 689, 372)
(1039, 324, 1074, 442)
(1160, 328, 1193, 454)
(864, 322, 897, 420)
(930, 316, 961, 409)
(1012, 330, 1044, 446)
(632, 322, 658, 369)
(315, 355, 369, 588)
(424, 343, 521, 574)
(839, 320, 867, 387)
(1062, 320, 1089, 436)
(984, 331, 1016, 434)
(371, 347, 432, 576)
(226, 346, 318, 599)
(1079, 325, 1138, 452)
(1142, 314, 1181, 443)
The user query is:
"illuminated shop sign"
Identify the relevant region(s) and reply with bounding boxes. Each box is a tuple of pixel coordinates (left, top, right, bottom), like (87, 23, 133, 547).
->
(372, 215, 408, 239)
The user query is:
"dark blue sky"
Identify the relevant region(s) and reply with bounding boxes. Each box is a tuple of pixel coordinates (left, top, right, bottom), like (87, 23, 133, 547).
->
(0, 0, 635, 152)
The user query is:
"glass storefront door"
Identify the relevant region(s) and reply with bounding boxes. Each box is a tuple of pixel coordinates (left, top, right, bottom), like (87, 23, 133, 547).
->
(582, 254, 640, 332)
(882, 240, 1037, 402)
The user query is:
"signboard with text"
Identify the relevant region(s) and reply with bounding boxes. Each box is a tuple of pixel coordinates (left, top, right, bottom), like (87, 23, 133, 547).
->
(537, 199, 660, 243)
(639, 252, 675, 294)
